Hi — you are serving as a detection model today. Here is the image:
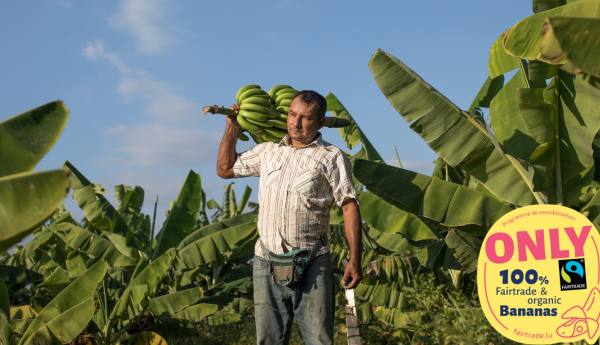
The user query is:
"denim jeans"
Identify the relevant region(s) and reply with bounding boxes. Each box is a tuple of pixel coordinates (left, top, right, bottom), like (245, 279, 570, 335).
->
(253, 253, 335, 345)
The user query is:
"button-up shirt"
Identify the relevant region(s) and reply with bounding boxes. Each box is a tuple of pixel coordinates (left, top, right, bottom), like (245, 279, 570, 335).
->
(233, 132, 358, 257)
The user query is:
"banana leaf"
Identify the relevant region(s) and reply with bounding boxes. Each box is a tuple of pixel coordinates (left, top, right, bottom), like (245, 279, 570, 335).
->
(0, 278, 8, 320)
(521, 75, 600, 205)
(488, 33, 522, 79)
(417, 239, 461, 270)
(368, 49, 544, 206)
(489, 61, 547, 162)
(148, 288, 204, 317)
(354, 159, 512, 234)
(0, 101, 69, 177)
(532, 0, 582, 14)
(177, 211, 258, 249)
(444, 229, 482, 274)
(0, 314, 14, 345)
(0, 265, 43, 285)
(65, 251, 87, 280)
(0, 170, 70, 253)
(205, 306, 241, 326)
(373, 306, 422, 329)
(325, 92, 383, 162)
(115, 185, 144, 215)
(44, 267, 70, 296)
(171, 303, 219, 321)
(62, 161, 139, 260)
(10, 319, 33, 336)
(504, 0, 600, 63)
(119, 332, 168, 345)
(152, 171, 202, 259)
(468, 75, 505, 116)
(22, 298, 95, 345)
(234, 186, 252, 216)
(10, 306, 37, 320)
(52, 223, 136, 267)
(540, 17, 600, 83)
(108, 250, 174, 321)
(178, 222, 257, 269)
(358, 192, 438, 244)
(114, 185, 146, 232)
(18, 261, 107, 345)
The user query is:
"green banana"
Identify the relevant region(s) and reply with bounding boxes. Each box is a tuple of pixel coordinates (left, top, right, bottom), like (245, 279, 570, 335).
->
(236, 85, 260, 102)
(267, 119, 288, 130)
(241, 103, 271, 114)
(275, 93, 296, 103)
(242, 96, 271, 107)
(265, 109, 279, 119)
(239, 88, 268, 103)
(264, 127, 288, 138)
(251, 132, 266, 144)
(275, 88, 298, 96)
(239, 109, 268, 122)
(276, 106, 290, 113)
(278, 112, 288, 120)
(237, 115, 264, 134)
(245, 117, 271, 128)
(237, 129, 249, 141)
(268, 85, 291, 98)
(276, 99, 293, 107)
(261, 132, 282, 143)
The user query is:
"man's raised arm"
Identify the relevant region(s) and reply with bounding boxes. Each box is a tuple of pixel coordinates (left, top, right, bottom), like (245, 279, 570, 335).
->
(216, 104, 241, 179)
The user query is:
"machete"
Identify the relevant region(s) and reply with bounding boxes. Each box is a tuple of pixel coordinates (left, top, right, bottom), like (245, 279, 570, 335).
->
(342, 258, 360, 345)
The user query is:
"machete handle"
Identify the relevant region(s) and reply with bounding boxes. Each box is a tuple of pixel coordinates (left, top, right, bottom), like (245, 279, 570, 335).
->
(341, 258, 353, 288)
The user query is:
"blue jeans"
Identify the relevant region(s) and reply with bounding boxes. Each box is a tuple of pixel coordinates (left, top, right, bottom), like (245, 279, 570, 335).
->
(253, 253, 335, 345)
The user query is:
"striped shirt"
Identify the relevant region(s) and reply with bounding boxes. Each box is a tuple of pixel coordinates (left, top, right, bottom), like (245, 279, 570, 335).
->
(233, 132, 358, 257)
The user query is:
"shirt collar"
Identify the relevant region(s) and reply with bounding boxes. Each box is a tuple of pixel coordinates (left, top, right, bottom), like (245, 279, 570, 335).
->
(279, 132, 324, 148)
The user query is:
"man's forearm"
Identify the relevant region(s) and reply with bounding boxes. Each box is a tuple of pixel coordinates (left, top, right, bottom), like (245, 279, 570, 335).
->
(341, 199, 362, 262)
(216, 124, 240, 179)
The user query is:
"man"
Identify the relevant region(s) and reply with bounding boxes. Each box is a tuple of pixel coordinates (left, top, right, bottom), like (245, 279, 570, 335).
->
(216, 90, 362, 345)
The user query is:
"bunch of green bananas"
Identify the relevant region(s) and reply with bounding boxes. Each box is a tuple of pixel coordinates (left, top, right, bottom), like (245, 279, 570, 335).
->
(268, 85, 299, 122)
(234, 84, 289, 143)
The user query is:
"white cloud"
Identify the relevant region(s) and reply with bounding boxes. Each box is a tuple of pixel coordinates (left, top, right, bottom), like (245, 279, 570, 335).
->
(385, 159, 436, 175)
(108, 0, 179, 54)
(105, 123, 222, 168)
(83, 41, 132, 74)
(82, 42, 202, 122)
(117, 76, 203, 122)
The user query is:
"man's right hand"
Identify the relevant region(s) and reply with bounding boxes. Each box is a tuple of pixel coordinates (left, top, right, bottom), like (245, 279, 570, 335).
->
(225, 103, 241, 128)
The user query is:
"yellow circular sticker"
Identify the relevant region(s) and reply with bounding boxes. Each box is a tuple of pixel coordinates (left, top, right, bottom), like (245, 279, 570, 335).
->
(478, 205, 600, 344)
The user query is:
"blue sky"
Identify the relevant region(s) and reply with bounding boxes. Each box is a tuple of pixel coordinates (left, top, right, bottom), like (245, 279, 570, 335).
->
(1, 0, 533, 228)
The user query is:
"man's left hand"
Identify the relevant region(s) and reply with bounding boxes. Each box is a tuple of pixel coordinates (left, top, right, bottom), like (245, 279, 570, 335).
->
(342, 258, 363, 289)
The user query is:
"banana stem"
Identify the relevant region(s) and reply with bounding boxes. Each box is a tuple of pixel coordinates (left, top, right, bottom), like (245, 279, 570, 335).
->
(324, 116, 351, 128)
(203, 105, 237, 116)
(202, 105, 351, 128)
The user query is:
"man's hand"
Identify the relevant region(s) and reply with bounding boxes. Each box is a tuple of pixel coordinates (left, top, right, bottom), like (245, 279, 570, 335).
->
(342, 258, 363, 289)
(216, 103, 242, 179)
(225, 103, 241, 128)
(341, 198, 363, 289)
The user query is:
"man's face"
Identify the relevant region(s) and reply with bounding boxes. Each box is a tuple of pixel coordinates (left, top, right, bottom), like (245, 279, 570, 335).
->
(287, 98, 326, 145)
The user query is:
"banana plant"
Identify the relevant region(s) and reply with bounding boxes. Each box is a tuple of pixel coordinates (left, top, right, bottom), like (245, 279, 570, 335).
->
(0, 102, 70, 253)
(207, 182, 252, 223)
(369, 49, 545, 206)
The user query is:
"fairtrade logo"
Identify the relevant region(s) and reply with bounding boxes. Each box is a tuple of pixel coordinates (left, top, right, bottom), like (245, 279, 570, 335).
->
(559, 259, 587, 291)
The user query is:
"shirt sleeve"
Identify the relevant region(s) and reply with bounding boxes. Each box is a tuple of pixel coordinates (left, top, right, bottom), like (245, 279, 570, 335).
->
(232, 143, 267, 178)
(326, 152, 359, 207)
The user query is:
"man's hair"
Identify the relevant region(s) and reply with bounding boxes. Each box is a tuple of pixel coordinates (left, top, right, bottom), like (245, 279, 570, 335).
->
(292, 90, 327, 120)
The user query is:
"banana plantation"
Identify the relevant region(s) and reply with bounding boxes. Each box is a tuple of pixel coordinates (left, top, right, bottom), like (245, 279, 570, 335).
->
(2, 1, 600, 344)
